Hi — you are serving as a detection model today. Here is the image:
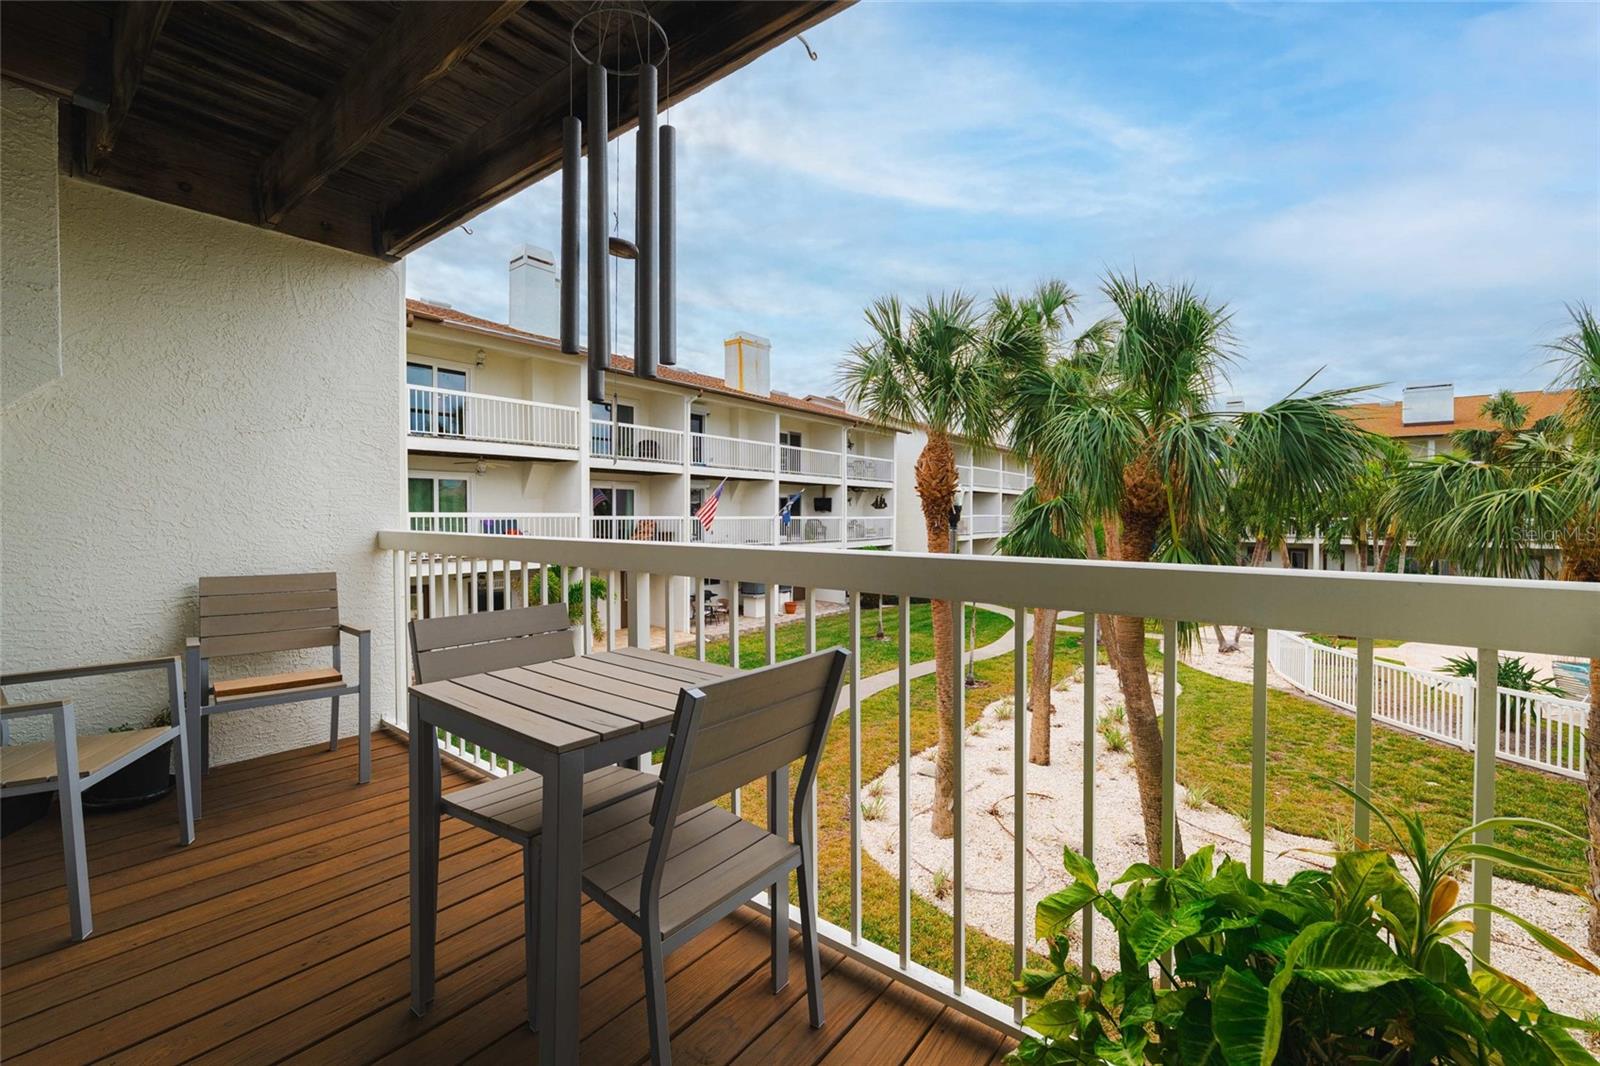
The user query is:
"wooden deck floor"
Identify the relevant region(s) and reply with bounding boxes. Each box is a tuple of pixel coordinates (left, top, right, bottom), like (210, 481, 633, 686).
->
(1, 731, 1013, 1065)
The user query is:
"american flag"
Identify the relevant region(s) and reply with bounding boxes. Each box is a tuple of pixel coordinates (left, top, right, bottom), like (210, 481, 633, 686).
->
(695, 480, 727, 532)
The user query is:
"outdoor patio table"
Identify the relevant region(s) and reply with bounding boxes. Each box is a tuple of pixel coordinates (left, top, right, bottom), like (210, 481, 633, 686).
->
(407, 647, 737, 1065)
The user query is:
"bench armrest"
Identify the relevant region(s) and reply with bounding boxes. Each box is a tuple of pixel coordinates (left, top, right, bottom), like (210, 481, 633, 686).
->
(338, 624, 371, 638)
(2, 656, 182, 687)
(0, 699, 69, 721)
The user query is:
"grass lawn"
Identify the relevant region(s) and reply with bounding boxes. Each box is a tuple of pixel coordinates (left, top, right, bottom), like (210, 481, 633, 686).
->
(1164, 653, 1588, 886)
(680, 601, 1012, 674)
(1306, 633, 1409, 650)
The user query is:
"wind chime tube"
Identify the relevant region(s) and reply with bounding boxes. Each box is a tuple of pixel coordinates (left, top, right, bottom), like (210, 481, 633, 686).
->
(585, 61, 609, 400)
(658, 124, 676, 366)
(560, 115, 581, 355)
(634, 63, 659, 379)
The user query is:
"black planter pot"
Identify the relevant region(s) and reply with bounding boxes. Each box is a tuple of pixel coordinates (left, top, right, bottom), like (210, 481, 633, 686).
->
(83, 741, 174, 811)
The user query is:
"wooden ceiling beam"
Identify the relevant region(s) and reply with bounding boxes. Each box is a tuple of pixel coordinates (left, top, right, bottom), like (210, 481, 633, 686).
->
(379, 2, 848, 257)
(83, 2, 172, 174)
(255, 0, 525, 227)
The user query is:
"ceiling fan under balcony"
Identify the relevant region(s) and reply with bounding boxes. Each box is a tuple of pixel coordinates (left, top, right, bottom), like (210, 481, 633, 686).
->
(450, 458, 509, 474)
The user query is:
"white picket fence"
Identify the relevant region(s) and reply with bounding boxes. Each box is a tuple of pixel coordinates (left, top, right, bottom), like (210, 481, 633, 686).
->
(1267, 630, 1587, 779)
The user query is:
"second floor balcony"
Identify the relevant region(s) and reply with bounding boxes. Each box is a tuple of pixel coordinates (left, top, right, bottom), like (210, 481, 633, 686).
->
(691, 432, 776, 475)
(779, 444, 842, 480)
(846, 454, 894, 483)
(589, 422, 685, 466)
(407, 385, 581, 454)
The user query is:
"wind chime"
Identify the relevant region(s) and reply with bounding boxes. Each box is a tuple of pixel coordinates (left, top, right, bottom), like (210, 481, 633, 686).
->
(560, 7, 676, 401)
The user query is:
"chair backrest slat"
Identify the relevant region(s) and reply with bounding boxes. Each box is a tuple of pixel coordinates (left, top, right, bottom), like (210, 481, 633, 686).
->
(669, 651, 845, 815)
(409, 604, 574, 683)
(197, 573, 340, 660)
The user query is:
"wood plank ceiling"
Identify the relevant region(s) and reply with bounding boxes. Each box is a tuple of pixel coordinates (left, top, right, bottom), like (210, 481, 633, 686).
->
(0, 1, 847, 260)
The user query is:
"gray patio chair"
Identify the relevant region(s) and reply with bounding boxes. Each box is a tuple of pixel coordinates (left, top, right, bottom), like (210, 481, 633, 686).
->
(408, 603, 658, 1031)
(0, 656, 195, 940)
(185, 572, 370, 818)
(582, 648, 847, 1066)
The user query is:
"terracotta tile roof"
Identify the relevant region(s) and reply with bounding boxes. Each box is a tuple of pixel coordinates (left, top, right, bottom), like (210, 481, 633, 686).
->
(405, 298, 877, 426)
(1341, 389, 1573, 438)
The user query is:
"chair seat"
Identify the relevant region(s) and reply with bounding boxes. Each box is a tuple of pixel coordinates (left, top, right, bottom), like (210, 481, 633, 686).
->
(1, 727, 171, 788)
(439, 763, 657, 844)
(212, 667, 346, 701)
(581, 798, 801, 939)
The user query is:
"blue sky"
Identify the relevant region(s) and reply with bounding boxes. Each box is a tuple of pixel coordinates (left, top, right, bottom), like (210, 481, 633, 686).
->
(405, 1, 1600, 407)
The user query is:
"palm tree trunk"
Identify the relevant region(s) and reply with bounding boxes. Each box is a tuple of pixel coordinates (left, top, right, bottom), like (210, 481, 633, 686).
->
(1113, 476, 1184, 866)
(1029, 608, 1056, 765)
(918, 430, 961, 839)
(1587, 657, 1599, 952)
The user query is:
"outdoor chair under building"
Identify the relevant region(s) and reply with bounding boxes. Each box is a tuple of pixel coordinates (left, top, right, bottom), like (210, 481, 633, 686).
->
(0, 656, 194, 940)
(583, 649, 846, 1066)
(408, 603, 660, 1031)
(185, 572, 371, 817)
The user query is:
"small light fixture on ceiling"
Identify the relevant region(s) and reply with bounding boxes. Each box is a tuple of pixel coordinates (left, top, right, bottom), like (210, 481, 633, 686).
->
(608, 236, 639, 260)
(474, 348, 486, 367)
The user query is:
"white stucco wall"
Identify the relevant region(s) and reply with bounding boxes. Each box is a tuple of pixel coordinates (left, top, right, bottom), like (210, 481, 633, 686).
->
(1, 85, 404, 764)
(1, 84, 63, 405)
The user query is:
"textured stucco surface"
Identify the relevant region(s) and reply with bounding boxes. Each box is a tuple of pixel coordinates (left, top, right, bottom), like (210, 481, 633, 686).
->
(1, 84, 63, 406)
(1, 129, 403, 764)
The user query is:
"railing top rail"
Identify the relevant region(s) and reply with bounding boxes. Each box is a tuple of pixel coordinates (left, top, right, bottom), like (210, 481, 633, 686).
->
(408, 384, 577, 410)
(377, 530, 1598, 656)
(691, 430, 775, 446)
(412, 511, 581, 517)
(604, 422, 684, 435)
(783, 444, 841, 457)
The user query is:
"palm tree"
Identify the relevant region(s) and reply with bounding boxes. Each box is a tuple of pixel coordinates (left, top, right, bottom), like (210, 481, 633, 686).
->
(839, 294, 1003, 838)
(1391, 303, 1600, 947)
(1010, 273, 1377, 863)
(992, 280, 1118, 764)
(1323, 435, 1412, 574)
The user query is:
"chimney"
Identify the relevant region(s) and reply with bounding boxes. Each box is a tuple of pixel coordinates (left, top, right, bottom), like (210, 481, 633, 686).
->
(1401, 383, 1454, 425)
(508, 244, 560, 336)
(724, 332, 771, 395)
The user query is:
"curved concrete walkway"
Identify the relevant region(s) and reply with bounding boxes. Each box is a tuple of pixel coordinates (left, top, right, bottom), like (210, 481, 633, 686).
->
(843, 605, 1032, 712)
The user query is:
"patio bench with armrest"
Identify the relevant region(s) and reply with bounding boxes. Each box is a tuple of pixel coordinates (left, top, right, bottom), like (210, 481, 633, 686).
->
(0, 656, 194, 940)
(185, 572, 370, 818)
(408, 603, 659, 1032)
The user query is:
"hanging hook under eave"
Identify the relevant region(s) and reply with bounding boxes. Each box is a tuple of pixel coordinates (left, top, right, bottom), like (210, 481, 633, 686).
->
(796, 34, 818, 61)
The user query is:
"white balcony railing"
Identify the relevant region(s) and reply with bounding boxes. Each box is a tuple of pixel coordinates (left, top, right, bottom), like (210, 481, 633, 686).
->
(778, 515, 841, 544)
(968, 514, 1001, 537)
(590, 422, 684, 465)
(779, 444, 842, 479)
(407, 385, 580, 450)
(1267, 630, 1587, 779)
(694, 515, 776, 546)
(846, 516, 894, 542)
(591, 515, 692, 542)
(691, 432, 775, 474)
(409, 512, 581, 538)
(971, 466, 1002, 490)
(1002, 470, 1026, 492)
(378, 529, 1597, 1044)
(847, 455, 894, 483)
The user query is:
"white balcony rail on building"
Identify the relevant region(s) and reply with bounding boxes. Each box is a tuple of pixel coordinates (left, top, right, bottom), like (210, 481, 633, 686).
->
(1267, 630, 1587, 779)
(847, 454, 894, 483)
(846, 516, 894, 542)
(778, 515, 842, 545)
(409, 512, 581, 538)
(968, 514, 1001, 537)
(691, 432, 775, 474)
(376, 529, 1596, 1044)
(407, 385, 580, 450)
(1002, 470, 1027, 492)
(590, 515, 692, 542)
(695, 515, 776, 546)
(970, 466, 1002, 490)
(590, 422, 684, 465)
(779, 444, 842, 479)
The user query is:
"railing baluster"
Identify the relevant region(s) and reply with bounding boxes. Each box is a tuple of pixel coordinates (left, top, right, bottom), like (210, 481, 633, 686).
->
(849, 591, 862, 945)
(578, 567, 591, 654)
(605, 569, 617, 651)
(695, 576, 706, 661)
(897, 592, 910, 970)
(1251, 628, 1268, 880)
(953, 598, 967, 994)
(1161, 620, 1178, 866)
(1354, 638, 1374, 841)
(1473, 646, 1498, 966)
(665, 575, 676, 656)
(1082, 612, 1097, 969)
(765, 584, 778, 666)
(1012, 603, 1027, 1023)
(726, 577, 740, 668)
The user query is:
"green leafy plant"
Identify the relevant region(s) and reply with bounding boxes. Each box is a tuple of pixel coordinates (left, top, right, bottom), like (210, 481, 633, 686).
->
(1441, 653, 1565, 697)
(540, 567, 607, 638)
(1099, 722, 1129, 754)
(1183, 784, 1212, 811)
(932, 867, 952, 900)
(1010, 784, 1598, 1064)
(109, 708, 172, 733)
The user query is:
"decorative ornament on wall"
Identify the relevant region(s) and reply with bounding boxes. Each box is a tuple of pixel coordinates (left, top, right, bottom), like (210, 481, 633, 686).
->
(871, 494, 888, 510)
(561, 6, 676, 403)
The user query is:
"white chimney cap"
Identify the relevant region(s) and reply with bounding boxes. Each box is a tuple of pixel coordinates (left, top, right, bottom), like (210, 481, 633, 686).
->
(510, 244, 556, 267)
(1401, 383, 1454, 425)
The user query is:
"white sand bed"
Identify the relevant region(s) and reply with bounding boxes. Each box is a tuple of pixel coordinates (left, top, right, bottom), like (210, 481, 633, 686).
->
(858, 659, 1600, 1020)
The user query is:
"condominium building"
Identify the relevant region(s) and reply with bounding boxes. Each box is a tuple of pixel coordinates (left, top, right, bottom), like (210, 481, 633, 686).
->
(404, 246, 1030, 625)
